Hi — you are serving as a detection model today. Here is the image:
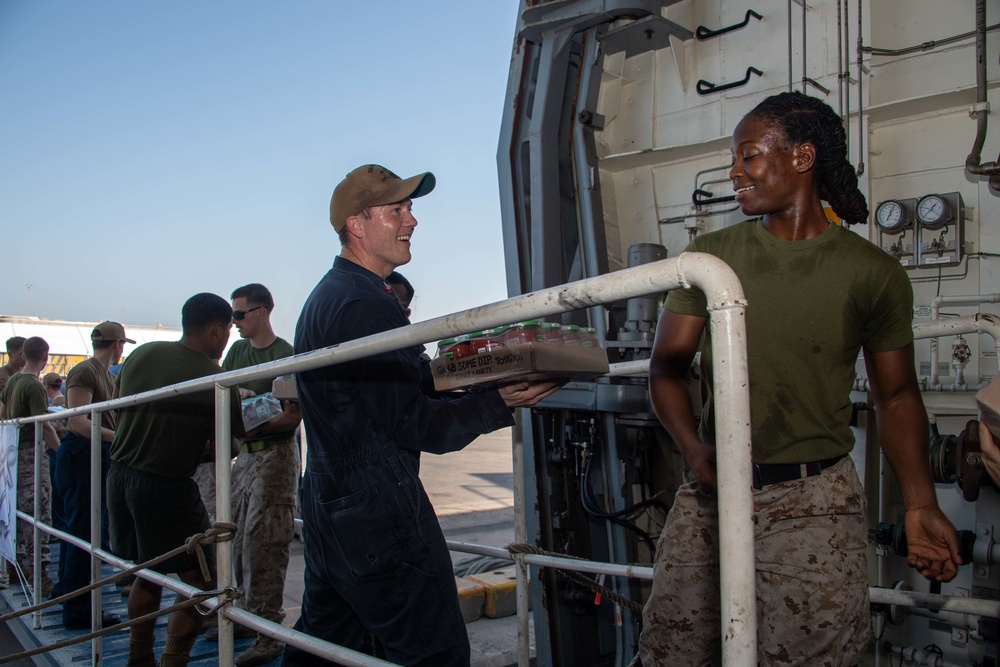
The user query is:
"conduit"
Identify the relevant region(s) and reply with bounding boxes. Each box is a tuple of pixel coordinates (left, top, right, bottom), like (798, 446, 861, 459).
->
(883, 642, 966, 667)
(965, 0, 1000, 187)
(855, 0, 864, 175)
(926, 303, 1000, 388)
(871, 585, 1000, 618)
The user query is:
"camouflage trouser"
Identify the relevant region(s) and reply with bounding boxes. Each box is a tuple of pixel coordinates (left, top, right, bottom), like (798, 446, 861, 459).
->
(17, 447, 52, 567)
(635, 456, 869, 667)
(232, 439, 299, 625)
(193, 461, 217, 524)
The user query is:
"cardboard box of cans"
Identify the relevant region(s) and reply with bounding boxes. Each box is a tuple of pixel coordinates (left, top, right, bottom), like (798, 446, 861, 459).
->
(430, 322, 609, 391)
(271, 376, 298, 401)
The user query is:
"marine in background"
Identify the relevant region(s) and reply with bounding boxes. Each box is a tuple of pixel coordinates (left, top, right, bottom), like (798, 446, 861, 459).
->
(213, 283, 301, 667)
(0, 336, 59, 596)
(54, 321, 133, 629)
(107, 294, 243, 667)
(0, 336, 27, 393)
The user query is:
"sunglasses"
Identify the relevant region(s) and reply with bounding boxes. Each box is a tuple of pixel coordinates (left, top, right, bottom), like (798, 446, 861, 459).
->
(233, 306, 263, 321)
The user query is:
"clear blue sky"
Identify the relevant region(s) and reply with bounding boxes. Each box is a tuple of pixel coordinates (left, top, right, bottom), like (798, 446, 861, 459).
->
(0, 1, 520, 343)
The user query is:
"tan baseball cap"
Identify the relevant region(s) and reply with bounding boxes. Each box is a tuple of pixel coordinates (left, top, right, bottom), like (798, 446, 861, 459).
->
(42, 372, 63, 387)
(91, 321, 136, 344)
(330, 164, 436, 232)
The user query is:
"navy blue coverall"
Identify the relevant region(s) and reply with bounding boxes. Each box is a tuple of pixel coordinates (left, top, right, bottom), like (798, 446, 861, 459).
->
(283, 256, 514, 667)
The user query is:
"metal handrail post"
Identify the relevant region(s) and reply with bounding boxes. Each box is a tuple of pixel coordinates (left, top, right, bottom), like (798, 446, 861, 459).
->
(511, 415, 530, 666)
(32, 422, 42, 628)
(215, 383, 235, 665)
(91, 411, 104, 664)
(675, 254, 755, 665)
(514, 552, 530, 666)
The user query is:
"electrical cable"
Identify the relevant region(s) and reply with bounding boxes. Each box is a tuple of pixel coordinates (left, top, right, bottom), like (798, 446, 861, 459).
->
(578, 449, 664, 554)
(581, 449, 669, 519)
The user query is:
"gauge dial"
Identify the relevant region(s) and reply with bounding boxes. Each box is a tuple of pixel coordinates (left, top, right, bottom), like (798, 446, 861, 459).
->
(916, 193, 951, 228)
(875, 199, 909, 232)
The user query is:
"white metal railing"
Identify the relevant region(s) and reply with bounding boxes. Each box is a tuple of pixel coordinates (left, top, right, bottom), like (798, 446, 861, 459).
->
(0, 252, 754, 666)
(7, 258, 995, 665)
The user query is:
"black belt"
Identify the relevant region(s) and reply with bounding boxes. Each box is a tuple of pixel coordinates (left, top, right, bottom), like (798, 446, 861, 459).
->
(752, 455, 846, 490)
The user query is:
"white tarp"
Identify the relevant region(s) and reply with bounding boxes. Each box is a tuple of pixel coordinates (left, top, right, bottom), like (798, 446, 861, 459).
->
(0, 317, 181, 358)
(0, 425, 17, 565)
(0, 316, 237, 361)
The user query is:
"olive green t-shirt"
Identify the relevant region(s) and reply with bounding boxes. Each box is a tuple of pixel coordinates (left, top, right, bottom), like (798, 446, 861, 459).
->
(111, 341, 243, 479)
(222, 337, 295, 441)
(65, 356, 117, 431)
(666, 219, 914, 464)
(1, 373, 48, 450)
(0, 366, 16, 394)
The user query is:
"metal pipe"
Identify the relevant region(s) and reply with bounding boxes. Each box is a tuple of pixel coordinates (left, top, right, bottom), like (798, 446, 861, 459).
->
(883, 642, 966, 667)
(446, 539, 1000, 617)
(677, 253, 755, 666)
(787, 0, 793, 91)
(843, 0, 851, 150)
(870, 585, 1000, 617)
(907, 605, 978, 631)
(607, 359, 651, 376)
(571, 29, 610, 343)
(837, 0, 844, 116)
(926, 302, 1000, 386)
(965, 0, 1000, 178)
(9, 524, 396, 667)
(90, 412, 103, 665)
(32, 423, 42, 628)
(6, 256, 751, 421)
(865, 22, 1000, 56)
(659, 205, 741, 225)
(83, 532, 398, 667)
(856, 0, 865, 175)
(446, 541, 655, 580)
(215, 383, 235, 666)
(801, 0, 807, 93)
(511, 415, 531, 667)
(522, 553, 654, 580)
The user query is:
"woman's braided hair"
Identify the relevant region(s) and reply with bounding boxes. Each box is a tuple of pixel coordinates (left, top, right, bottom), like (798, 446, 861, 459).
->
(747, 91, 868, 225)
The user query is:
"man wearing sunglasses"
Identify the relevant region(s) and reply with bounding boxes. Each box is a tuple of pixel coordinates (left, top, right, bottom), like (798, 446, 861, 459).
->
(212, 283, 301, 666)
(285, 164, 565, 667)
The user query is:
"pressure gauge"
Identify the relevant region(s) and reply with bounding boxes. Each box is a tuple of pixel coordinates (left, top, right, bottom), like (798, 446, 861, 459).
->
(916, 193, 952, 229)
(874, 199, 910, 232)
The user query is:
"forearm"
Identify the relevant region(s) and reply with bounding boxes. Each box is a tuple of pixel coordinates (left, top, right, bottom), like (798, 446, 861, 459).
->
(69, 415, 114, 443)
(877, 392, 939, 510)
(43, 423, 60, 450)
(650, 372, 704, 461)
(264, 404, 301, 434)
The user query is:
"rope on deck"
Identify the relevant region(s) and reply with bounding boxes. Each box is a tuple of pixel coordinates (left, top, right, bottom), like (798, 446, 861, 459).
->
(506, 543, 644, 614)
(0, 522, 239, 665)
